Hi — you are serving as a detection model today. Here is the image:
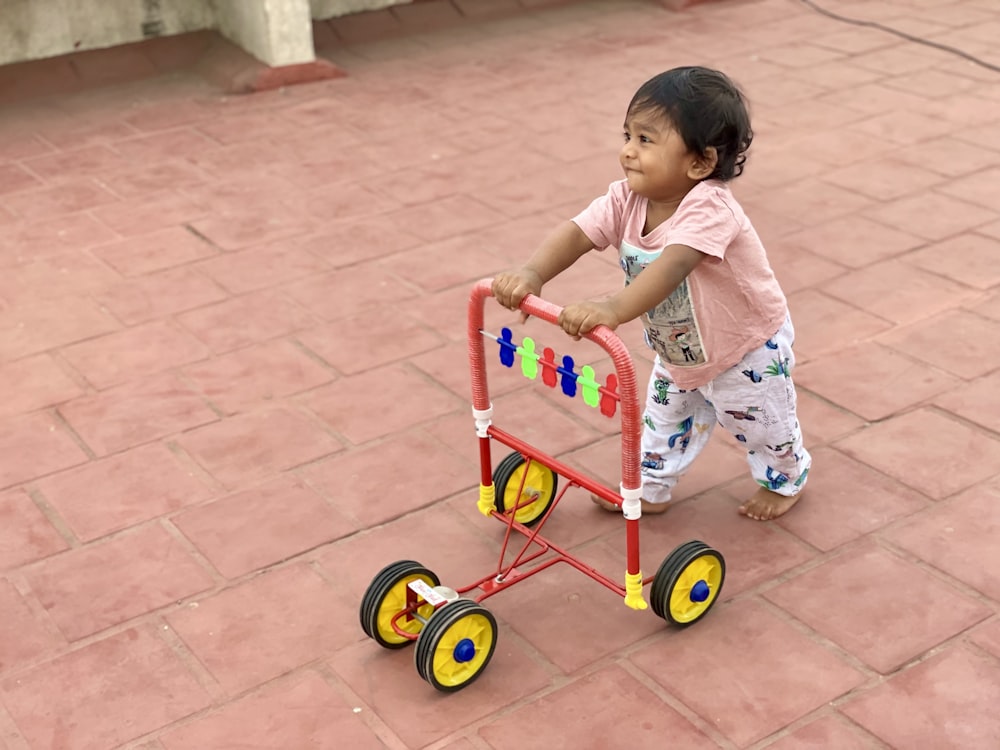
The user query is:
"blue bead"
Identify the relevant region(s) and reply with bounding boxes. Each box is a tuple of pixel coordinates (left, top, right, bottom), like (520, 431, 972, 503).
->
(498, 327, 516, 367)
(558, 354, 577, 397)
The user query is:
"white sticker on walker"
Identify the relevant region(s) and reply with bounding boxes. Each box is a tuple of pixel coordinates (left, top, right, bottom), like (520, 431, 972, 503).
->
(408, 578, 447, 606)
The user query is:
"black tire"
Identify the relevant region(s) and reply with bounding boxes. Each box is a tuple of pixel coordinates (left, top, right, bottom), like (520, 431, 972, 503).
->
(650, 541, 725, 626)
(492, 451, 558, 527)
(360, 560, 440, 648)
(414, 599, 498, 692)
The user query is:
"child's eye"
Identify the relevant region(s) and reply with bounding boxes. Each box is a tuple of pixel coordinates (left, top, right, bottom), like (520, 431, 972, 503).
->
(623, 131, 631, 142)
(639, 135, 651, 144)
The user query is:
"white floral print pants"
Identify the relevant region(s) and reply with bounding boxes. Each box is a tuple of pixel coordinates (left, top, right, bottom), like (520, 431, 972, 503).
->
(639, 316, 811, 505)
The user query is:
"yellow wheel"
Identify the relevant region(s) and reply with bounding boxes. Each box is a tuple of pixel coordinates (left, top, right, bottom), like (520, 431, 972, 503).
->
(651, 541, 725, 626)
(360, 560, 440, 648)
(493, 451, 558, 527)
(414, 599, 497, 692)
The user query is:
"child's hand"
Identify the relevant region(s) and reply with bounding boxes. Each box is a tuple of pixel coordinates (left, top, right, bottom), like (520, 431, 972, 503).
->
(492, 269, 543, 321)
(558, 301, 620, 339)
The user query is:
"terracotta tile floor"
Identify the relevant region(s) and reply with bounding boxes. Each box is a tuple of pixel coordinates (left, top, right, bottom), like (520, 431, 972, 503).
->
(1, 0, 1000, 748)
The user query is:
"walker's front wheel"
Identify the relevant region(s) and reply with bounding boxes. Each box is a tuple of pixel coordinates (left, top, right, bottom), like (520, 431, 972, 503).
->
(492, 451, 558, 527)
(414, 599, 498, 692)
(651, 541, 725, 626)
(360, 560, 440, 648)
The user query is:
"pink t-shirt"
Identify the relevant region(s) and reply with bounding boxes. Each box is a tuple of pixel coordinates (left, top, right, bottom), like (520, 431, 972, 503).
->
(573, 179, 788, 389)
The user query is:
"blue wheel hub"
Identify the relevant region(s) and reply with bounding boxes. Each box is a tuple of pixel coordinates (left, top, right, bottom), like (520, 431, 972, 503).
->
(453, 638, 476, 663)
(690, 580, 710, 603)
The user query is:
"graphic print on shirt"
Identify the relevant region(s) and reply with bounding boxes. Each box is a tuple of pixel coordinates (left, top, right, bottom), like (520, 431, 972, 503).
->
(619, 241, 705, 367)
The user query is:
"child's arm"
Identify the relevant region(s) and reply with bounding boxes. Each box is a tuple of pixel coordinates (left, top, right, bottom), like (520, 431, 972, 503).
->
(558, 244, 705, 337)
(492, 221, 595, 315)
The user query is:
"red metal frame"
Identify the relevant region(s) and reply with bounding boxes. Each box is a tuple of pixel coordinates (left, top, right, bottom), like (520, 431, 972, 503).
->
(388, 279, 647, 641)
(464, 278, 645, 602)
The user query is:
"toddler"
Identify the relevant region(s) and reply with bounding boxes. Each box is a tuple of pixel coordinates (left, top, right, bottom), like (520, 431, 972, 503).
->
(492, 66, 810, 521)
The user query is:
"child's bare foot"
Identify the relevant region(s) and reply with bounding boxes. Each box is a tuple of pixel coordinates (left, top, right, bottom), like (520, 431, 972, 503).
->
(590, 494, 670, 514)
(739, 487, 802, 521)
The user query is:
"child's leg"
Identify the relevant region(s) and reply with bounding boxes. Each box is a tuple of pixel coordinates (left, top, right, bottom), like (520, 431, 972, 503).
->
(705, 317, 811, 520)
(639, 360, 718, 506)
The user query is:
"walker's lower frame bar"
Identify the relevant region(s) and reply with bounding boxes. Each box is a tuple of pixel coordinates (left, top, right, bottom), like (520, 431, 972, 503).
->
(472, 429, 637, 601)
(485, 426, 644, 585)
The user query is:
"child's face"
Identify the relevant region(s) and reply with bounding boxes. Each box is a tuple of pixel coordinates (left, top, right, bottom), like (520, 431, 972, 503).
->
(620, 109, 703, 203)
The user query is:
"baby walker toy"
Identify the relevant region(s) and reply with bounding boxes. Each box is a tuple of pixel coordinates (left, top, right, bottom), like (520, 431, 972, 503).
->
(359, 278, 726, 691)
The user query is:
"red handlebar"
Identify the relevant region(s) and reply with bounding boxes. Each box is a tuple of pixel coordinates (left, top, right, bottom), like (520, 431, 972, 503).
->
(467, 278, 642, 492)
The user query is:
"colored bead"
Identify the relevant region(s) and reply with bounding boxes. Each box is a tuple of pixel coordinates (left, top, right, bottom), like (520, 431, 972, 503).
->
(517, 336, 538, 380)
(579, 365, 599, 407)
(498, 327, 516, 367)
(559, 355, 577, 397)
(600, 373, 619, 417)
(541, 347, 557, 387)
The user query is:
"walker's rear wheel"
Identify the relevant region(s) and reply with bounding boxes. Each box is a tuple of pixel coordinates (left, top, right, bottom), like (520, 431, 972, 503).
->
(414, 599, 498, 692)
(651, 541, 725, 626)
(360, 560, 440, 648)
(493, 451, 558, 527)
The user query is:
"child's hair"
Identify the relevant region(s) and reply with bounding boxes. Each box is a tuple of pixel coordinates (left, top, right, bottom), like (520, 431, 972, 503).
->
(627, 66, 753, 181)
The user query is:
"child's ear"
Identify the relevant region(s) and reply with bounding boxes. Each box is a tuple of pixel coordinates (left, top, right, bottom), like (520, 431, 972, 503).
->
(688, 146, 718, 179)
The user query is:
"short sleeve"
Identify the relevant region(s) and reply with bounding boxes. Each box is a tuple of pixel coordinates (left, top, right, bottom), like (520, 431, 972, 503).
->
(664, 182, 742, 260)
(572, 180, 629, 250)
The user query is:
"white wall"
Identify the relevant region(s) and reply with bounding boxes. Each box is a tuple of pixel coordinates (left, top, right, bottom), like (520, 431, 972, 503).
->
(0, 0, 414, 68)
(215, 0, 316, 67)
(0, 0, 214, 65)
